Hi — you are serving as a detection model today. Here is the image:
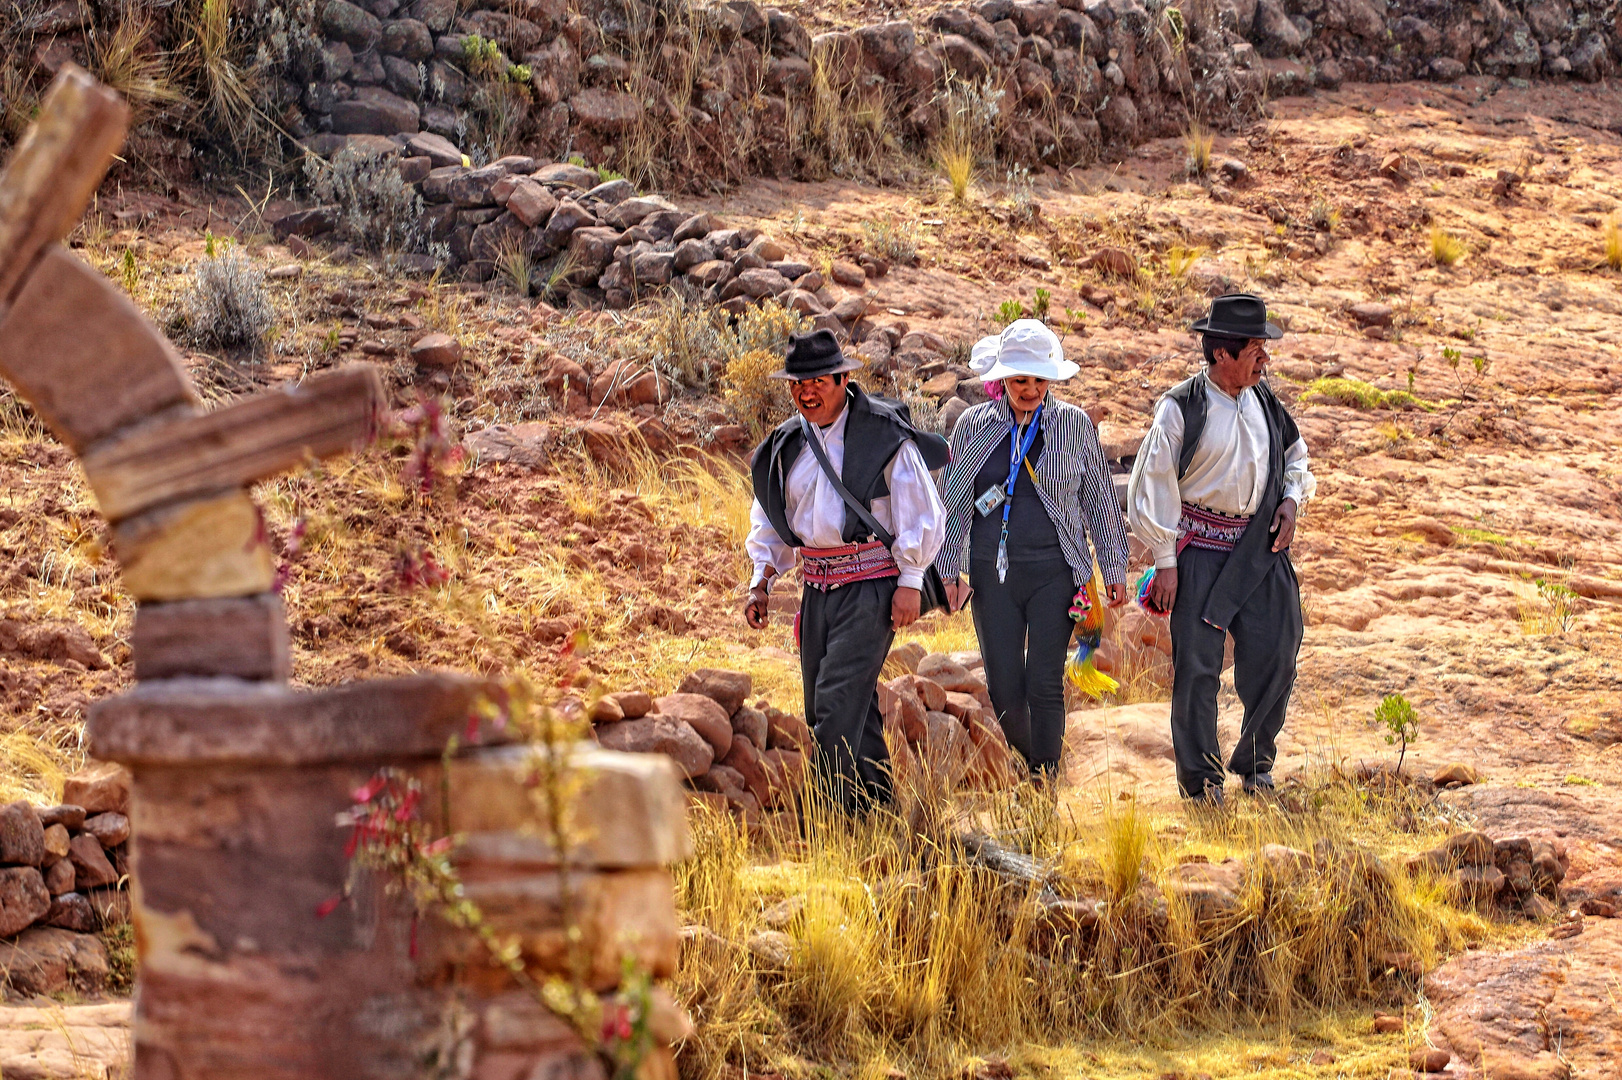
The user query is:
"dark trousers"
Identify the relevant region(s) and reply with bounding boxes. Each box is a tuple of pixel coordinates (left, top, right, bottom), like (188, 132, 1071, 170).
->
(1169, 545, 1303, 798)
(800, 576, 896, 813)
(968, 559, 1075, 774)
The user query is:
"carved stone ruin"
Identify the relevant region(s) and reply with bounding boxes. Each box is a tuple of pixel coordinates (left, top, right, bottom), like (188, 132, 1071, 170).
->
(0, 66, 690, 1080)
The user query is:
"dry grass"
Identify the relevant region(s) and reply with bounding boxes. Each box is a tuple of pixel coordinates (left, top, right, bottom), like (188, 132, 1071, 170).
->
(1429, 225, 1466, 267)
(180, 0, 259, 150)
(673, 762, 1504, 1080)
(89, 5, 185, 121)
(1605, 217, 1622, 271)
(1184, 120, 1214, 176)
(936, 137, 976, 204)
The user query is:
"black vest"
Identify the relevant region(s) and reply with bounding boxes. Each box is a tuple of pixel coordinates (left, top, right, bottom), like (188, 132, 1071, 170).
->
(749, 386, 950, 548)
(1164, 372, 1301, 631)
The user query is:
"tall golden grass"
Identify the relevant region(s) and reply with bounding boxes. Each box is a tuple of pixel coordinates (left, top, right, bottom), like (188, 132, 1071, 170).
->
(673, 762, 1499, 1080)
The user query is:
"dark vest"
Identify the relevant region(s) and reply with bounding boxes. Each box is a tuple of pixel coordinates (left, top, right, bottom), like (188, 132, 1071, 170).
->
(1164, 372, 1301, 632)
(749, 385, 950, 548)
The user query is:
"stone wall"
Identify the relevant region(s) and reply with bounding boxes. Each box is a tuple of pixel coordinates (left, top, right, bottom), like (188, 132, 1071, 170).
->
(283, 0, 1621, 181)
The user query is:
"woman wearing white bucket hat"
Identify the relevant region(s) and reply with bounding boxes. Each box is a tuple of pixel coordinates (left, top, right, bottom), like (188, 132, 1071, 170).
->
(935, 320, 1130, 779)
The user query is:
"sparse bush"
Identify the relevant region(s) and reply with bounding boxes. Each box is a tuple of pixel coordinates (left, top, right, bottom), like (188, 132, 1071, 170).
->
(185, 0, 260, 151)
(936, 139, 975, 203)
(862, 215, 918, 265)
(730, 299, 807, 360)
(722, 348, 792, 439)
(1520, 577, 1578, 636)
(1604, 218, 1621, 270)
(1005, 163, 1037, 224)
(995, 298, 1027, 327)
(900, 393, 943, 434)
(1184, 120, 1213, 176)
(1302, 376, 1429, 411)
(1032, 287, 1051, 322)
(649, 293, 729, 390)
(183, 240, 274, 349)
(1429, 225, 1465, 266)
(90, 6, 184, 121)
(305, 146, 432, 255)
(1309, 196, 1341, 232)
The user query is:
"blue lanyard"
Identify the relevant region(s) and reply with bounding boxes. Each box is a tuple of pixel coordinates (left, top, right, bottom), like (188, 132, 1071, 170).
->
(1001, 404, 1042, 526)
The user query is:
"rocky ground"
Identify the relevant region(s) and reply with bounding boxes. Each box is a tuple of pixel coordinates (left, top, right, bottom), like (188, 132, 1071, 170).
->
(2, 73, 1621, 1078)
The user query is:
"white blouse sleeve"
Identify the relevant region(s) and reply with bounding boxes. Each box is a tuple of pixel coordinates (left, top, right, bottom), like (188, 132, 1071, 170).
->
(883, 440, 948, 590)
(1127, 398, 1185, 570)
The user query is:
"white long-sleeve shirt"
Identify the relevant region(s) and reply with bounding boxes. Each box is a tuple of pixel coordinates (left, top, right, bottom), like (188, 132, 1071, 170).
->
(1127, 379, 1316, 569)
(746, 405, 946, 590)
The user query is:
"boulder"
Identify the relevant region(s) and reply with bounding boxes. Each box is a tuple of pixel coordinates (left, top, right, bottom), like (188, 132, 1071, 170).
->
(41, 823, 69, 862)
(731, 706, 769, 752)
(404, 131, 463, 167)
(892, 672, 947, 713)
(0, 926, 108, 995)
(63, 763, 130, 815)
(720, 735, 772, 806)
(323, 0, 383, 47)
(44, 859, 74, 896)
(1165, 859, 1245, 921)
(676, 669, 753, 715)
(38, 805, 86, 830)
(43, 891, 98, 933)
(534, 162, 600, 189)
(0, 866, 49, 936)
(331, 86, 420, 135)
(655, 693, 734, 759)
(596, 716, 714, 778)
(570, 88, 642, 133)
(607, 690, 653, 719)
(567, 227, 623, 276)
(1432, 762, 1480, 787)
(0, 801, 44, 867)
(762, 748, 809, 801)
(724, 267, 793, 300)
(463, 423, 552, 469)
(917, 653, 985, 693)
(67, 835, 118, 889)
(588, 696, 625, 724)
(880, 679, 928, 742)
(83, 813, 129, 849)
(765, 707, 813, 755)
(606, 196, 679, 230)
(937, 33, 993, 77)
(584, 178, 636, 205)
(380, 17, 434, 60)
(888, 641, 926, 672)
(411, 333, 463, 370)
(505, 177, 558, 227)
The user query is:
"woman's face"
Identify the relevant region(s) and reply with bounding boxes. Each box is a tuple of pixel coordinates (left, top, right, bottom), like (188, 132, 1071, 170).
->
(1004, 376, 1051, 415)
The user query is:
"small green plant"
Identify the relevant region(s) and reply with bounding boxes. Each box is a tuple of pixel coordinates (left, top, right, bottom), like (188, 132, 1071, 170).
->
(1375, 693, 1418, 773)
(595, 163, 626, 183)
(1604, 218, 1621, 270)
(1032, 287, 1051, 322)
(120, 247, 139, 293)
(1062, 306, 1089, 331)
(861, 216, 919, 265)
(995, 298, 1027, 327)
(1302, 376, 1430, 411)
(1184, 120, 1213, 176)
(1521, 578, 1578, 636)
(1430, 225, 1465, 266)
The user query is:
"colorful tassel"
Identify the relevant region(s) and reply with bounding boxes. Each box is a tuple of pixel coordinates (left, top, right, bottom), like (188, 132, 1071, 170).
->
(1066, 563, 1119, 698)
(1135, 567, 1170, 616)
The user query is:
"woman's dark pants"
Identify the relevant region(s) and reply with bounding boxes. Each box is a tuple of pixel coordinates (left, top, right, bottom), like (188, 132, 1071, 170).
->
(968, 560, 1075, 774)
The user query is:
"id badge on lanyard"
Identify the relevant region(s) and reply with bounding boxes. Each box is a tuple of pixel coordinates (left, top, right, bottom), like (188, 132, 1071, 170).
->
(987, 406, 1041, 583)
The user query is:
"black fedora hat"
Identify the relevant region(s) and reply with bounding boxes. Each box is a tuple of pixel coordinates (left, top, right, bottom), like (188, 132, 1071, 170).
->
(770, 328, 864, 381)
(1190, 293, 1283, 340)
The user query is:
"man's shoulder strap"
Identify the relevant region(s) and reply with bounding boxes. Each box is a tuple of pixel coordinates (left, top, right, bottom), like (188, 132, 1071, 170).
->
(1164, 372, 1208, 481)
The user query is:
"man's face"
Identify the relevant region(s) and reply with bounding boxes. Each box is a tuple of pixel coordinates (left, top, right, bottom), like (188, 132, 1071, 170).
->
(791, 373, 848, 426)
(1211, 339, 1270, 390)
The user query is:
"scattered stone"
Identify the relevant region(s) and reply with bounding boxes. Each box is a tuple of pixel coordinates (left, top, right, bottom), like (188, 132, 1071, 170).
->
(1089, 247, 1136, 278)
(44, 859, 74, 896)
(830, 261, 866, 287)
(62, 763, 130, 816)
(731, 706, 769, 753)
(37, 805, 85, 830)
(1432, 762, 1480, 787)
(1371, 1014, 1405, 1033)
(1164, 860, 1244, 921)
(411, 332, 463, 370)
(888, 641, 926, 672)
(1380, 151, 1409, 179)
(588, 695, 625, 724)
(1348, 301, 1394, 327)
(765, 708, 813, 756)
(747, 930, 793, 970)
(43, 891, 98, 933)
(0, 866, 50, 937)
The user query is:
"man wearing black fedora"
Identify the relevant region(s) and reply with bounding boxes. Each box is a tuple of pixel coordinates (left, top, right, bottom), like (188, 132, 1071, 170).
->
(1126, 294, 1317, 804)
(744, 329, 950, 814)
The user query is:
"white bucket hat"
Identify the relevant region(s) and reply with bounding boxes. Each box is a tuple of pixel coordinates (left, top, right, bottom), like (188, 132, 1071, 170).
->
(974, 319, 1078, 383)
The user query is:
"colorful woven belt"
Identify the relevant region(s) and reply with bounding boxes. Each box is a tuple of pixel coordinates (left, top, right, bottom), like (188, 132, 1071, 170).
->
(800, 541, 899, 591)
(1177, 503, 1251, 554)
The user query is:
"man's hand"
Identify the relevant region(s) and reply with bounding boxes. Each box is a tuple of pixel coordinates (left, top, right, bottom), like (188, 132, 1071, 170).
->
(1148, 566, 1178, 614)
(1270, 497, 1299, 553)
(744, 584, 771, 629)
(1104, 582, 1128, 608)
(944, 578, 971, 613)
(892, 586, 922, 630)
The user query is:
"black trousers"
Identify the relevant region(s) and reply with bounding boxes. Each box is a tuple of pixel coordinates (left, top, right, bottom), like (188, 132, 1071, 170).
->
(800, 576, 896, 813)
(1169, 545, 1303, 798)
(968, 558, 1075, 774)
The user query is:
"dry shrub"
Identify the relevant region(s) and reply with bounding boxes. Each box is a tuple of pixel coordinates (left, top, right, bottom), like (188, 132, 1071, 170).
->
(722, 348, 790, 439)
(305, 146, 433, 256)
(1605, 217, 1622, 271)
(183, 241, 275, 348)
(1429, 225, 1465, 267)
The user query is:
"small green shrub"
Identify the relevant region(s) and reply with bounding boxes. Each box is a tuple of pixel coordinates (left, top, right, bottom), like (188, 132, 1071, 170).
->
(1302, 377, 1431, 411)
(1375, 693, 1418, 772)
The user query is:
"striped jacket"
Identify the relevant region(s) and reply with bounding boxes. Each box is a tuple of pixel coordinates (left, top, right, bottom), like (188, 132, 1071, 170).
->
(936, 396, 1130, 588)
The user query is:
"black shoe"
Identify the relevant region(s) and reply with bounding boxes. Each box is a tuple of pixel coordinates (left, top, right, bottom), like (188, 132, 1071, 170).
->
(1241, 772, 1275, 795)
(1185, 781, 1226, 808)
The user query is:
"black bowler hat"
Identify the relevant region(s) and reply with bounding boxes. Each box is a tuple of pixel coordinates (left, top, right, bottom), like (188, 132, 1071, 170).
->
(770, 328, 864, 381)
(1190, 293, 1283, 340)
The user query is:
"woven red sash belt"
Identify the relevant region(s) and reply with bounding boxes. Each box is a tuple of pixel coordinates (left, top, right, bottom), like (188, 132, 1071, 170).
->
(1177, 503, 1251, 555)
(800, 541, 900, 591)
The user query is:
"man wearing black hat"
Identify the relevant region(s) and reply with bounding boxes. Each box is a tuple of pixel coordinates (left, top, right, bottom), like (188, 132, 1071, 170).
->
(1126, 294, 1317, 804)
(744, 329, 950, 813)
